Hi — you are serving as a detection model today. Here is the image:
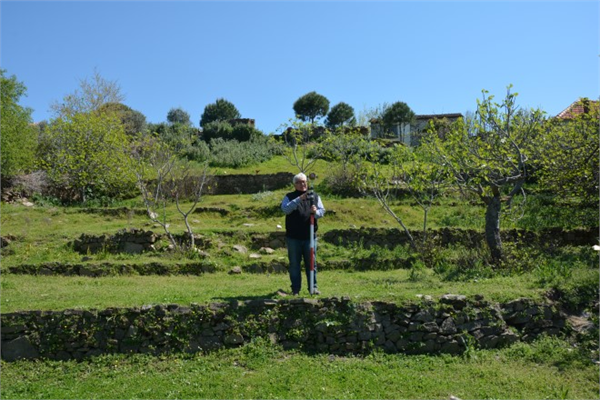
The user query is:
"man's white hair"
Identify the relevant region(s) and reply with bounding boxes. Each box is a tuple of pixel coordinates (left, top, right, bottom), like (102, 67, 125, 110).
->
(293, 172, 307, 184)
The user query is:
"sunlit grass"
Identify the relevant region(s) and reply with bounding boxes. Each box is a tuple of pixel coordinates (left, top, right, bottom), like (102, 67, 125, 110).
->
(2, 337, 598, 400)
(0, 268, 554, 313)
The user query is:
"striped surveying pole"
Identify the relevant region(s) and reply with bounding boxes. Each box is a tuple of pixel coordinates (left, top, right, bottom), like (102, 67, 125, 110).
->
(308, 173, 317, 295)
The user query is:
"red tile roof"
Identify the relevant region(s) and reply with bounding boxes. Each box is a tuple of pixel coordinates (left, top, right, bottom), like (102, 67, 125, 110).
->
(556, 98, 599, 119)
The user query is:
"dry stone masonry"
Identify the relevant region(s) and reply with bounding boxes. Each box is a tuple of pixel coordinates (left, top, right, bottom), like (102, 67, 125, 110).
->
(2, 296, 567, 362)
(72, 228, 159, 255)
(322, 227, 599, 249)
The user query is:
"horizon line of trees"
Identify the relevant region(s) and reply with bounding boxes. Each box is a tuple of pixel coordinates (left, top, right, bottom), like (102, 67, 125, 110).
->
(2, 68, 598, 262)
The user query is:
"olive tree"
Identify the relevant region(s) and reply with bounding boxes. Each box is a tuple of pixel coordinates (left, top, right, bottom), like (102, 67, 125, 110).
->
(96, 102, 147, 136)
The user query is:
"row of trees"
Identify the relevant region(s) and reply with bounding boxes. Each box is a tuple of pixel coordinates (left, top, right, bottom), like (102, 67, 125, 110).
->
(291, 90, 416, 132)
(285, 88, 598, 265)
(2, 69, 597, 262)
(1, 69, 418, 187)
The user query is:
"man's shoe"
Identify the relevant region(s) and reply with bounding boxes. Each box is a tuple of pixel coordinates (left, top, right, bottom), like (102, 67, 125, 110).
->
(292, 291, 299, 296)
(312, 289, 321, 295)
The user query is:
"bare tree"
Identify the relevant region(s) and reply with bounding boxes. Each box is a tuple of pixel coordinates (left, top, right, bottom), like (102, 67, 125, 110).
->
(51, 68, 125, 118)
(131, 138, 209, 251)
(358, 144, 450, 258)
(278, 118, 324, 174)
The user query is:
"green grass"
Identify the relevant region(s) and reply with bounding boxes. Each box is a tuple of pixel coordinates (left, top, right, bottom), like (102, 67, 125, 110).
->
(0, 268, 566, 313)
(2, 154, 598, 400)
(2, 337, 598, 399)
(2, 187, 596, 269)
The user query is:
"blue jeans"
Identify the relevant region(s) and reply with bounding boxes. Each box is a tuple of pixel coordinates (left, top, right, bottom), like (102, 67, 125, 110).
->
(286, 237, 317, 294)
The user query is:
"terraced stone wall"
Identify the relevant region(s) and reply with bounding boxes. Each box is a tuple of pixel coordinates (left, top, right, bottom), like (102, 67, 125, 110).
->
(1, 296, 566, 362)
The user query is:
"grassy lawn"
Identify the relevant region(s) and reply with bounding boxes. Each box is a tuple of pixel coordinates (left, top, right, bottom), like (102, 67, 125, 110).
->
(2, 337, 598, 399)
(1, 269, 556, 313)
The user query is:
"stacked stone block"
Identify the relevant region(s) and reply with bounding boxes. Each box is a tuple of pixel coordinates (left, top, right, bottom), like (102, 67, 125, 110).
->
(2, 296, 566, 362)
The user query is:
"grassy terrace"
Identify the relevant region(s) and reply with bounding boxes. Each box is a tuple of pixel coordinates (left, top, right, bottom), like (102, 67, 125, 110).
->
(1, 156, 598, 399)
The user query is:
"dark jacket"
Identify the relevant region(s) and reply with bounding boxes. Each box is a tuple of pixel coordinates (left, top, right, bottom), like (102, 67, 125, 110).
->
(282, 190, 321, 240)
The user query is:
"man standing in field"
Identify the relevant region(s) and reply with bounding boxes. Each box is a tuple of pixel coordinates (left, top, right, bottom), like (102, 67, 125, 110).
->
(281, 172, 325, 295)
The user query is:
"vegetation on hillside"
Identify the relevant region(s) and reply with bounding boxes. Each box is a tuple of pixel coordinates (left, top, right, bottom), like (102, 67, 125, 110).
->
(1, 70, 598, 399)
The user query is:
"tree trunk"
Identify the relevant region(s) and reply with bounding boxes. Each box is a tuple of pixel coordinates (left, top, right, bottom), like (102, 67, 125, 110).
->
(484, 193, 503, 263)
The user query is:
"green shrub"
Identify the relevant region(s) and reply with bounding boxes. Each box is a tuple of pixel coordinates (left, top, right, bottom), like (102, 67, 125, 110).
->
(231, 124, 263, 142)
(553, 268, 599, 312)
(181, 139, 211, 163)
(208, 136, 281, 168)
(202, 121, 234, 142)
(504, 335, 587, 371)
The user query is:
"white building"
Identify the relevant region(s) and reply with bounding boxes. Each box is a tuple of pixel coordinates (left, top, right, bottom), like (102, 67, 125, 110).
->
(370, 113, 463, 146)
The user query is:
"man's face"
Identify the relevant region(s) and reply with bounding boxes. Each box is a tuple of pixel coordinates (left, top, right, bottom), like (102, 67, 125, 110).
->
(294, 179, 307, 191)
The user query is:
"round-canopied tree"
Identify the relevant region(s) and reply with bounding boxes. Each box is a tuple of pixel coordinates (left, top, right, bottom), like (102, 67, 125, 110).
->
(293, 91, 330, 124)
(326, 102, 356, 129)
(200, 98, 241, 128)
(381, 101, 415, 132)
(96, 102, 147, 136)
(167, 107, 191, 126)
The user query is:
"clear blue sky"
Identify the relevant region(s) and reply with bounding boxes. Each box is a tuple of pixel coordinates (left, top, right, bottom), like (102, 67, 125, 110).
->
(1, 1, 598, 134)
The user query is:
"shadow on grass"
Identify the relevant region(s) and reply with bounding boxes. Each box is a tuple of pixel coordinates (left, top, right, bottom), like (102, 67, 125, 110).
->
(212, 289, 294, 303)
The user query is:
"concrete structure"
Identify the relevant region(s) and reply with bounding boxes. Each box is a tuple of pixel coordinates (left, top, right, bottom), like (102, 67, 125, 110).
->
(370, 113, 463, 146)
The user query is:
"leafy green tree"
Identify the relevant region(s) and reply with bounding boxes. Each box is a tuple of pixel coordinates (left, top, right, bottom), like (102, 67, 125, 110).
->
(532, 98, 599, 204)
(167, 107, 191, 126)
(426, 87, 544, 263)
(96, 102, 147, 136)
(381, 101, 415, 133)
(0, 69, 37, 177)
(326, 102, 356, 129)
(50, 68, 125, 118)
(293, 91, 330, 124)
(200, 98, 241, 128)
(40, 112, 135, 203)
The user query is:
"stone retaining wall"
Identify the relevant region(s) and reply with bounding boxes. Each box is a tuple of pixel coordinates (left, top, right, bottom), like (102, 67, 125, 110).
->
(322, 227, 599, 249)
(208, 172, 294, 195)
(173, 172, 293, 197)
(72, 228, 160, 255)
(1, 296, 566, 362)
(59, 225, 600, 258)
